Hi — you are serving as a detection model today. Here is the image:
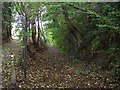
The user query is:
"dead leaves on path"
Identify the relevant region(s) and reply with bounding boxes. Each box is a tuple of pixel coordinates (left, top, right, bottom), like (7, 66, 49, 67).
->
(2, 46, 114, 88)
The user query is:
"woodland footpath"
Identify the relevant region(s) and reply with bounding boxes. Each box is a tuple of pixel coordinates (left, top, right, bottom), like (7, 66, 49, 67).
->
(1, 2, 120, 89)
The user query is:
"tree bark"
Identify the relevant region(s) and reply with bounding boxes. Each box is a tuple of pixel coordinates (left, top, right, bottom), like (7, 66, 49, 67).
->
(37, 17, 40, 46)
(32, 20, 37, 45)
(22, 15, 28, 79)
(61, 6, 82, 49)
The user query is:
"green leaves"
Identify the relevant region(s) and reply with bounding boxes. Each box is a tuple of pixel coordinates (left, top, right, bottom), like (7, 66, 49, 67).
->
(96, 24, 119, 30)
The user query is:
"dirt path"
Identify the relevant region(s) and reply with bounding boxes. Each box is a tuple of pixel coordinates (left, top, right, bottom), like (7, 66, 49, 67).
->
(2, 40, 113, 88)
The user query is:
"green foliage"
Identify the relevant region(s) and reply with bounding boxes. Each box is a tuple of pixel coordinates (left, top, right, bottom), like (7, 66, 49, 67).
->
(43, 3, 68, 51)
(43, 3, 120, 84)
(2, 2, 120, 88)
(111, 59, 120, 88)
(112, 60, 120, 77)
(75, 67, 90, 76)
(2, 2, 13, 41)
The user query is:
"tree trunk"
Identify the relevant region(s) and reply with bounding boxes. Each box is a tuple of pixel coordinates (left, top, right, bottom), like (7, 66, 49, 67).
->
(22, 15, 28, 80)
(32, 24, 36, 44)
(61, 6, 82, 54)
(40, 13, 46, 43)
(37, 17, 40, 46)
(31, 19, 37, 45)
(10, 61, 16, 85)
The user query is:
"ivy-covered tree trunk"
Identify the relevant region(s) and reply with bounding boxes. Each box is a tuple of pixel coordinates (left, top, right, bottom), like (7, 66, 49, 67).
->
(37, 17, 40, 46)
(28, 21, 31, 42)
(61, 5, 82, 56)
(32, 20, 37, 45)
(22, 15, 28, 80)
(40, 13, 46, 44)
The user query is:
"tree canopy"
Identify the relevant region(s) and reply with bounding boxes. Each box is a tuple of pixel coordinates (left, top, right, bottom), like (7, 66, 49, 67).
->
(1, 2, 120, 89)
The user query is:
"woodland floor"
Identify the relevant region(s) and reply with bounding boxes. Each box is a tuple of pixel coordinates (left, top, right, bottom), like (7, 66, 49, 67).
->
(2, 40, 115, 89)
